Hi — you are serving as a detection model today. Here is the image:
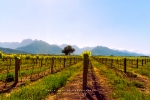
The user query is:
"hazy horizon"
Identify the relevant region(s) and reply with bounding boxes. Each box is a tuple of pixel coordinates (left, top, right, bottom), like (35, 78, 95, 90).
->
(1, 0, 150, 54)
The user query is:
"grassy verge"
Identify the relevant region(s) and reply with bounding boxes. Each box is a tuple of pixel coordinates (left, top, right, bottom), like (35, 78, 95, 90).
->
(133, 64, 150, 78)
(0, 61, 83, 100)
(91, 59, 150, 100)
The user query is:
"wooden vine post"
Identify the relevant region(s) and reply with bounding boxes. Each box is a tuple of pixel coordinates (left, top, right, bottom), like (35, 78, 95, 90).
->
(137, 58, 138, 68)
(124, 58, 126, 73)
(70, 57, 71, 65)
(51, 57, 54, 74)
(83, 54, 89, 92)
(111, 59, 113, 68)
(74, 57, 75, 64)
(15, 58, 20, 84)
(10, 58, 11, 66)
(41, 59, 43, 67)
(117, 59, 118, 64)
(64, 58, 66, 68)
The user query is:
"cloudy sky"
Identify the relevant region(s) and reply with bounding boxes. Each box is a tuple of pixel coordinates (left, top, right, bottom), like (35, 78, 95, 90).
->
(0, 0, 150, 54)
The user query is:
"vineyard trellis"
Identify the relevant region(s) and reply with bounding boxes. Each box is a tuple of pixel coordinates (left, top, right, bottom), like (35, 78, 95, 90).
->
(81, 55, 150, 93)
(0, 53, 82, 93)
(0, 50, 150, 95)
(92, 56, 150, 74)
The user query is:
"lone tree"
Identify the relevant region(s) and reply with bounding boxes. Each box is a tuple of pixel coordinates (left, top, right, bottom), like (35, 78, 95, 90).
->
(62, 45, 75, 55)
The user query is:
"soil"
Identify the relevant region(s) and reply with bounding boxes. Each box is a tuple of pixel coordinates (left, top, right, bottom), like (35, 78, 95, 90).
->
(46, 61, 114, 100)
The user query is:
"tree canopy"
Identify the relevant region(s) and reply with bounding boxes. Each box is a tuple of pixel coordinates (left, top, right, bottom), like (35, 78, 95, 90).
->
(62, 45, 75, 55)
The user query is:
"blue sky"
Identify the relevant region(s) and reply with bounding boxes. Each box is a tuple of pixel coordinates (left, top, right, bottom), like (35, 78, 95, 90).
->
(0, 0, 150, 54)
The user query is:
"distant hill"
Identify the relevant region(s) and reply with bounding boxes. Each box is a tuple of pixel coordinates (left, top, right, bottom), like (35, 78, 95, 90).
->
(0, 47, 29, 54)
(0, 39, 33, 49)
(92, 46, 144, 56)
(81, 46, 95, 52)
(16, 40, 62, 54)
(18, 39, 33, 47)
(115, 49, 145, 56)
(0, 42, 20, 49)
(59, 44, 68, 49)
(1, 39, 147, 56)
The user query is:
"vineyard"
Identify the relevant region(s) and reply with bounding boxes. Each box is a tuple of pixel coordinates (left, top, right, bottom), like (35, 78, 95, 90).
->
(0, 52, 82, 92)
(0, 51, 150, 100)
(90, 56, 150, 100)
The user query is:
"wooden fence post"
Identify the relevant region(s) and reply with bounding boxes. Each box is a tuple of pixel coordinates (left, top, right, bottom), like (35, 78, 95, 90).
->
(124, 58, 126, 73)
(74, 57, 75, 64)
(111, 59, 113, 68)
(51, 57, 54, 74)
(10, 58, 11, 66)
(15, 58, 20, 84)
(70, 57, 71, 65)
(41, 59, 42, 67)
(83, 54, 89, 92)
(120, 59, 122, 67)
(64, 58, 66, 68)
(116, 59, 118, 63)
(137, 59, 138, 68)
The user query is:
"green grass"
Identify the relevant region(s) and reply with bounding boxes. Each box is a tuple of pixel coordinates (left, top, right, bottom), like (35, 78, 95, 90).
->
(0, 58, 74, 81)
(134, 68, 150, 78)
(0, 61, 83, 100)
(91, 59, 150, 100)
(0, 65, 51, 81)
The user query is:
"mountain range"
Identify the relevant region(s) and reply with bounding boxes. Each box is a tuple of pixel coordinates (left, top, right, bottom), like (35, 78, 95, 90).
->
(0, 39, 147, 56)
(92, 46, 144, 56)
(0, 47, 29, 54)
(0, 39, 33, 49)
(16, 40, 62, 54)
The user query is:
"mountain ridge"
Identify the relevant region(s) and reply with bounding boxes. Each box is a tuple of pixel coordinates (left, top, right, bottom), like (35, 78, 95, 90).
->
(16, 40, 62, 54)
(92, 46, 145, 56)
(0, 39, 34, 49)
(0, 39, 148, 56)
(0, 47, 29, 54)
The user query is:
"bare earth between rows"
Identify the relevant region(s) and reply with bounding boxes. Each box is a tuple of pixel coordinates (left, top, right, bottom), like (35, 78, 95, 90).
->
(46, 64, 113, 100)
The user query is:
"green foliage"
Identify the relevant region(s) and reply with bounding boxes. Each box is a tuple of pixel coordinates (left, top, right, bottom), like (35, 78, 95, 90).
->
(135, 69, 150, 78)
(62, 45, 75, 55)
(132, 81, 144, 88)
(92, 59, 150, 100)
(0, 51, 3, 58)
(25, 54, 31, 60)
(5, 73, 14, 82)
(2, 62, 82, 100)
(80, 50, 92, 58)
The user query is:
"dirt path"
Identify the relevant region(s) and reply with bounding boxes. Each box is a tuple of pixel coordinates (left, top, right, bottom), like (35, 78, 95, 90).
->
(46, 61, 113, 100)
